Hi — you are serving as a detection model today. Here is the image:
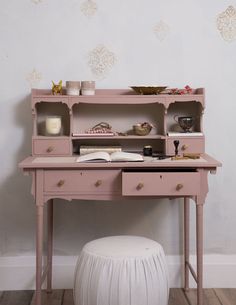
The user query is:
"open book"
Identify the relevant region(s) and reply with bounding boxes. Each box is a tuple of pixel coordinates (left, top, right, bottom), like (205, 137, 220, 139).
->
(76, 151, 144, 163)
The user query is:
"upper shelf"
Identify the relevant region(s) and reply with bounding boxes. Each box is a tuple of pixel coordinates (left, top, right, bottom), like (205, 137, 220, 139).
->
(31, 88, 205, 108)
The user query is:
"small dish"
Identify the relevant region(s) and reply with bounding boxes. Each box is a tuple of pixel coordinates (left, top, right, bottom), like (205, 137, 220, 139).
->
(130, 86, 167, 95)
(133, 122, 153, 136)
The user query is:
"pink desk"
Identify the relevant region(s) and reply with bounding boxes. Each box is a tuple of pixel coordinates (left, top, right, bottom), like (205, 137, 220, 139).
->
(19, 154, 221, 305)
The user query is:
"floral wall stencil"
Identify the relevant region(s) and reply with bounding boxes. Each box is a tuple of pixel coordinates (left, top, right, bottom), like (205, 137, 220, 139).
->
(81, 0, 97, 17)
(217, 5, 236, 42)
(26, 69, 42, 88)
(154, 21, 170, 42)
(88, 45, 116, 79)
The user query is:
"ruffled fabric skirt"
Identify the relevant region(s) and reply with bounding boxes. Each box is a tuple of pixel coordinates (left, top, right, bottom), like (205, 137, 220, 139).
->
(74, 236, 169, 305)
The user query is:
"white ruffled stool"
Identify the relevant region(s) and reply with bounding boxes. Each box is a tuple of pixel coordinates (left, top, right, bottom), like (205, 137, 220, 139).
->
(74, 236, 169, 305)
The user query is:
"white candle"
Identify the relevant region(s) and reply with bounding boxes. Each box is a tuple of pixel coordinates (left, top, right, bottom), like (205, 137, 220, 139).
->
(66, 81, 81, 96)
(81, 89, 95, 95)
(46, 116, 62, 135)
(67, 87, 80, 95)
(81, 81, 95, 95)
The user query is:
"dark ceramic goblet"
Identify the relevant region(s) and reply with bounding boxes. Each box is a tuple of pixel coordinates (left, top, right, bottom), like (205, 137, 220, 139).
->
(174, 116, 194, 132)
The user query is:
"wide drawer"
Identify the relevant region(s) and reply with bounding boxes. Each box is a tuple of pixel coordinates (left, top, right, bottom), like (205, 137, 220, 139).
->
(166, 137, 204, 155)
(44, 170, 121, 193)
(33, 139, 71, 156)
(122, 172, 200, 196)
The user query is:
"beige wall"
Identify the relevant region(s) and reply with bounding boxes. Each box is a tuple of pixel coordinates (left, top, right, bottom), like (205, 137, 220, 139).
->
(0, 0, 234, 257)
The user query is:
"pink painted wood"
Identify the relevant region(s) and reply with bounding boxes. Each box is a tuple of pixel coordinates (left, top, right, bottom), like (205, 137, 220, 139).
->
(19, 154, 221, 169)
(184, 197, 190, 292)
(31, 88, 205, 107)
(33, 139, 71, 156)
(46, 199, 53, 293)
(21, 88, 221, 305)
(19, 155, 221, 305)
(44, 169, 121, 194)
(166, 137, 205, 155)
(31, 88, 206, 157)
(122, 172, 200, 196)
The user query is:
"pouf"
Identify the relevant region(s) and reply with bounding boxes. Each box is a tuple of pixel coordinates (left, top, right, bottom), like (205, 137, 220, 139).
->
(74, 236, 169, 305)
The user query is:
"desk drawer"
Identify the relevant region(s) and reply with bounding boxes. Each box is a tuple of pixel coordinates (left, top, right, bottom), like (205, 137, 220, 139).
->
(44, 170, 121, 193)
(33, 139, 71, 156)
(166, 137, 204, 155)
(122, 172, 200, 196)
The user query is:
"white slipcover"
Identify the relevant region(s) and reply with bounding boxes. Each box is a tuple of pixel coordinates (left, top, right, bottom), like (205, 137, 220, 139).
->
(74, 236, 169, 305)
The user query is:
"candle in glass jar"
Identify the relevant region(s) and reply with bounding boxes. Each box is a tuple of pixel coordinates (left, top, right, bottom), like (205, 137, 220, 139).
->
(45, 116, 62, 135)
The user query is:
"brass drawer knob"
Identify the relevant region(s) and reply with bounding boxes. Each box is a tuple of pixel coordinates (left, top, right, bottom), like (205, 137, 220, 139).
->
(46, 146, 54, 153)
(176, 183, 183, 191)
(95, 180, 102, 187)
(181, 144, 188, 151)
(136, 183, 144, 190)
(57, 180, 65, 187)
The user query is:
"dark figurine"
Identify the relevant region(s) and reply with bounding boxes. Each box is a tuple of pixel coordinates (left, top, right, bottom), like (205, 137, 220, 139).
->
(173, 140, 180, 156)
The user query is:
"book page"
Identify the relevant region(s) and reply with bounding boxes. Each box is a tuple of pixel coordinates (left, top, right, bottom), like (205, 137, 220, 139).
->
(76, 151, 111, 163)
(110, 151, 144, 162)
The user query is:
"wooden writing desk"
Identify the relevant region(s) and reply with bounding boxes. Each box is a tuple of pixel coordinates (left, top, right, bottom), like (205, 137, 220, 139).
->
(19, 154, 221, 305)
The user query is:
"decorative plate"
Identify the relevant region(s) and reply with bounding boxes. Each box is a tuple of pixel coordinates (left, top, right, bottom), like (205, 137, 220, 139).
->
(130, 86, 167, 95)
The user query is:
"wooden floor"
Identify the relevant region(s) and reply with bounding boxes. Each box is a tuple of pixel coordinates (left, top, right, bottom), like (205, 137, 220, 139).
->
(0, 289, 235, 305)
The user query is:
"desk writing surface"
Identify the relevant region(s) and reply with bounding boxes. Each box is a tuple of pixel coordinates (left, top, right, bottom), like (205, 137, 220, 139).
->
(19, 154, 221, 169)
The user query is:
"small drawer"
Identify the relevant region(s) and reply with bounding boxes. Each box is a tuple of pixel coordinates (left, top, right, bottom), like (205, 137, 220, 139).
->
(122, 172, 200, 196)
(166, 137, 204, 155)
(33, 139, 71, 156)
(44, 170, 121, 194)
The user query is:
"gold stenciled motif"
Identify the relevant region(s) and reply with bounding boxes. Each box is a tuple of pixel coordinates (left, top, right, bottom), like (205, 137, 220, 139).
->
(154, 21, 170, 42)
(26, 69, 42, 88)
(88, 45, 116, 79)
(80, 0, 97, 17)
(217, 5, 236, 42)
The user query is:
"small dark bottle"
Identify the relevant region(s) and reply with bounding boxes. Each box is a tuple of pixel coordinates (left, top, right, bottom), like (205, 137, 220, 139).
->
(143, 145, 153, 156)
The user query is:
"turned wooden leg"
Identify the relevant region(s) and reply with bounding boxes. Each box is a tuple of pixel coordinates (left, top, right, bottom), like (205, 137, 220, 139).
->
(196, 201, 204, 305)
(47, 199, 53, 293)
(36, 204, 44, 305)
(184, 197, 190, 292)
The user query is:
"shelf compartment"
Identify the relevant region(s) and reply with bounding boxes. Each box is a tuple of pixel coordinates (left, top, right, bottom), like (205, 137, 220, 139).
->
(72, 103, 165, 136)
(166, 101, 203, 133)
(72, 138, 166, 155)
(35, 102, 70, 136)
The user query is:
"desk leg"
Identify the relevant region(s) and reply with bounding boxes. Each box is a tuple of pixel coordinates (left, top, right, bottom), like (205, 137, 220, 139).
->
(47, 199, 53, 293)
(36, 205, 44, 305)
(184, 197, 190, 292)
(196, 201, 203, 305)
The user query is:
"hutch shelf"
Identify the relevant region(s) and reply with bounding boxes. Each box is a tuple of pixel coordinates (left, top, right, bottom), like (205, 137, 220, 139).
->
(31, 88, 205, 157)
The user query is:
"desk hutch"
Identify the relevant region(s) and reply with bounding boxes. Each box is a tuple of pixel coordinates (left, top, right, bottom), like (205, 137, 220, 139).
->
(19, 88, 221, 305)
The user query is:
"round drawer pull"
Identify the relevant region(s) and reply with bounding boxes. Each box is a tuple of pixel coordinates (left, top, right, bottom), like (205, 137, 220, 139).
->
(46, 146, 54, 153)
(95, 180, 102, 187)
(136, 183, 144, 190)
(181, 144, 188, 151)
(176, 183, 183, 191)
(57, 180, 65, 187)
